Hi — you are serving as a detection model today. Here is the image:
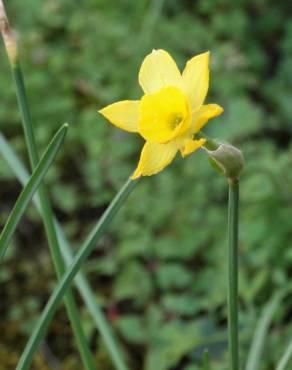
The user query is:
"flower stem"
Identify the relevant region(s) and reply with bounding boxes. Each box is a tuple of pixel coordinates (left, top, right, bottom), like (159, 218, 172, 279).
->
(199, 130, 242, 370)
(0, 132, 130, 370)
(227, 177, 240, 370)
(196, 131, 219, 151)
(202, 348, 210, 370)
(16, 177, 139, 370)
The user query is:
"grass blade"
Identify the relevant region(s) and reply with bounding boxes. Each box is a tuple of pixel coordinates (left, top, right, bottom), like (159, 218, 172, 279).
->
(245, 282, 292, 370)
(12, 65, 96, 370)
(245, 293, 282, 370)
(0, 124, 67, 259)
(0, 132, 130, 370)
(276, 339, 292, 370)
(16, 177, 138, 370)
(1, 2, 97, 367)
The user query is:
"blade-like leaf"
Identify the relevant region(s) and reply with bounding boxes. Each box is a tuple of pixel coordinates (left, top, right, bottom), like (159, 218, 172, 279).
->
(245, 284, 292, 370)
(1, 2, 95, 366)
(16, 177, 138, 370)
(0, 124, 68, 259)
(0, 132, 130, 370)
(276, 340, 292, 370)
(245, 294, 281, 370)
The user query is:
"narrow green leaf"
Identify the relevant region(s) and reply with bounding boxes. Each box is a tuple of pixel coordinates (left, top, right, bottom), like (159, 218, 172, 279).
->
(1, 2, 96, 366)
(10, 52, 96, 367)
(245, 293, 281, 370)
(276, 340, 292, 370)
(0, 133, 130, 370)
(0, 124, 68, 259)
(245, 283, 292, 370)
(16, 177, 138, 370)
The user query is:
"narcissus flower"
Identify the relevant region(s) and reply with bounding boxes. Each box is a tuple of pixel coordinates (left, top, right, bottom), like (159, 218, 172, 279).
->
(99, 49, 223, 179)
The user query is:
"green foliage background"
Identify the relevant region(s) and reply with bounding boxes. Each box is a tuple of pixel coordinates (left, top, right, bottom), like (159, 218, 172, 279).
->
(1, 0, 292, 369)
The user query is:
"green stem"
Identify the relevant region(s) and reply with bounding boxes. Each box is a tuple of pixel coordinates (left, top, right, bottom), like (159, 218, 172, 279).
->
(227, 178, 240, 370)
(16, 177, 138, 370)
(197, 131, 220, 151)
(202, 348, 210, 370)
(0, 132, 130, 370)
(10, 61, 96, 369)
(1, 3, 128, 369)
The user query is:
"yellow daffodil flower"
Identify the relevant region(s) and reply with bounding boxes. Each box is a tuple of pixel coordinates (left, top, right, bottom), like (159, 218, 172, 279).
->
(99, 49, 223, 179)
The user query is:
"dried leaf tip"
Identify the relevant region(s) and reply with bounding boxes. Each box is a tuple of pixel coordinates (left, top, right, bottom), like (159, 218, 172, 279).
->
(0, 0, 18, 64)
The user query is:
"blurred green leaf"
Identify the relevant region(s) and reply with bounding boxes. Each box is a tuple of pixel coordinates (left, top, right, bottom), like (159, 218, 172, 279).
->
(1, 0, 292, 369)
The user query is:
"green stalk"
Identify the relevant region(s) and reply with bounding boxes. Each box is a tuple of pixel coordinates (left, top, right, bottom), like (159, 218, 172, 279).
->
(199, 132, 243, 370)
(0, 131, 130, 370)
(16, 177, 138, 370)
(0, 4, 96, 368)
(200, 130, 242, 370)
(228, 178, 240, 370)
(196, 131, 220, 151)
(202, 348, 210, 370)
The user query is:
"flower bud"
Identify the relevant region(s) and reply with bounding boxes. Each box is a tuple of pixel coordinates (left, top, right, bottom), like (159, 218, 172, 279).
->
(204, 142, 244, 180)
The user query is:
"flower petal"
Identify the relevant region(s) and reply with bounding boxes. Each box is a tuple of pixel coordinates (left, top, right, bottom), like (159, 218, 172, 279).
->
(182, 51, 209, 109)
(99, 100, 140, 132)
(131, 140, 180, 179)
(138, 49, 182, 94)
(180, 138, 206, 157)
(191, 103, 223, 133)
